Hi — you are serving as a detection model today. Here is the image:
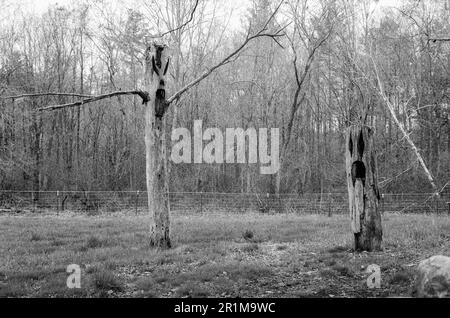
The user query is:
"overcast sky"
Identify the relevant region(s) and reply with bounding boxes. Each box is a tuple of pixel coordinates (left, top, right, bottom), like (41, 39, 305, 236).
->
(0, 0, 413, 37)
(1, 0, 251, 32)
(6, 0, 402, 24)
(20, 0, 402, 12)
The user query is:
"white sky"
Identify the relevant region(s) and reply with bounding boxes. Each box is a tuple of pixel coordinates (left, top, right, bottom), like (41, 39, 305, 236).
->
(20, 0, 243, 12)
(23, 0, 72, 12)
(0, 0, 250, 34)
(5, 0, 403, 28)
(21, 0, 402, 13)
(2, 0, 434, 38)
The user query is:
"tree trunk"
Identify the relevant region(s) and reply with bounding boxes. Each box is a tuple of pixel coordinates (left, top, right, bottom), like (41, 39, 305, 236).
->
(144, 44, 171, 249)
(345, 124, 382, 251)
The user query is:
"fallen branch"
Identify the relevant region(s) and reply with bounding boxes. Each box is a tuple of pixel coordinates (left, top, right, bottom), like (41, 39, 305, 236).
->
(379, 164, 415, 188)
(399, 181, 450, 213)
(37, 90, 150, 111)
(371, 56, 441, 197)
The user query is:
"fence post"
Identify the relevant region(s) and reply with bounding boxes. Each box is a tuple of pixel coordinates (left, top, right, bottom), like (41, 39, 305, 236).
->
(200, 192, 203, 214)
(328, 194, 332, 217)
(447, 202, 450, 216)
(56, 191, 60, 215)
(84, 191, 88, 213)
(31, 191, 35, 212)
(135, 190, 139, 215)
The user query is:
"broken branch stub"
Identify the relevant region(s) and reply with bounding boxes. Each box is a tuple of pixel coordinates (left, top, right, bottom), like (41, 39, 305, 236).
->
(346, 124, 382, 251)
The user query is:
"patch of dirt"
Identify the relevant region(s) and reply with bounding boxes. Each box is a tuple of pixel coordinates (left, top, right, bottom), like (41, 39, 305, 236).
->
(108, 242, 420, 298)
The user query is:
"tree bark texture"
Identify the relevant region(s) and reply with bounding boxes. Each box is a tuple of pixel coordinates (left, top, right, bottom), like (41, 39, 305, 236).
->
(144, 44, 171, 249)
(346, 124, 382, 251)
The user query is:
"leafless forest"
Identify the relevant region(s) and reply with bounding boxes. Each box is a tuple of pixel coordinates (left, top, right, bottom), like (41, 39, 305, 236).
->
(1, 0, 450, 300)
(0, 0, 448, 196)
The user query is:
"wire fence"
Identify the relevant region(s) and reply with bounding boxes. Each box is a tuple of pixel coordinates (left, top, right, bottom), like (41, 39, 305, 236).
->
(0, 190, 449, 216)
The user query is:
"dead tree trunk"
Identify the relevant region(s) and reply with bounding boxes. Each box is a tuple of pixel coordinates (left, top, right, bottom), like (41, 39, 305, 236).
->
(345, 124, 382, 251)
(144, 44, 171, 249)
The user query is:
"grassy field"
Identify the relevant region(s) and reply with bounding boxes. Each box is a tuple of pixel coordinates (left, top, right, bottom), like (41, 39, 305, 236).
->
(1, 211, 449, 298)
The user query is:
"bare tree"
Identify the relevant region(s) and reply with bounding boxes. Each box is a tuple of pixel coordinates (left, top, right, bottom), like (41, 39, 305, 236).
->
(27, 3, 285, 248)
(276, 0, 337, 197)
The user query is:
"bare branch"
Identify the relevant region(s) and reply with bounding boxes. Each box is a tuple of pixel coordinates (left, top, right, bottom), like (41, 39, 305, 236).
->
(428, 37, 450, 42)
(262, 0, 284, 32)
(167, 32, 284, 105)
(395, 8, 450, 43)
(395, 8, 427, 36)
(37, 90, 149, 112)
(1, 92, 94, 100)
(32, 0, 284, 112)
(147, 0, 200, 39)
(167, 1, 286, 105)
(283, 30, 333, 153)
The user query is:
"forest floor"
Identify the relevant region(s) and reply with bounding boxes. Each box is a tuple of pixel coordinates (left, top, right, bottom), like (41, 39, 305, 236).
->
(1, 211, 450, 298)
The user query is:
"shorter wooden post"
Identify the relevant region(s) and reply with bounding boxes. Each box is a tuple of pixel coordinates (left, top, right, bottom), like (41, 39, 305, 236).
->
(328, 195, 332, 217)
(135, 190, 139, 215)
(31, 192, 36, 212)
(57, 191, 60, 215)
(200, 192, 203, 214)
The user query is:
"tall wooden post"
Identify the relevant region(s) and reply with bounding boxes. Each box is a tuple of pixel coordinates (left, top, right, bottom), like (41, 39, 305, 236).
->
(144, 43, 171, 249)
(345, 124, 382, 251)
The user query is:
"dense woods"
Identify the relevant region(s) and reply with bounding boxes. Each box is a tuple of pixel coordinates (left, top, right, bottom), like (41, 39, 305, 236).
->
(1, 0, 449, 195)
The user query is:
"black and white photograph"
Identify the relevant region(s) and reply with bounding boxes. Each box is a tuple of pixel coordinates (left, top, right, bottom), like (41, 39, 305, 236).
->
(0, 0, 450, 303)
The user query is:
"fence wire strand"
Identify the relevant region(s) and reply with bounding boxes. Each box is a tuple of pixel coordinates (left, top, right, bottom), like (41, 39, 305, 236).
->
(0, 191, 449, 215)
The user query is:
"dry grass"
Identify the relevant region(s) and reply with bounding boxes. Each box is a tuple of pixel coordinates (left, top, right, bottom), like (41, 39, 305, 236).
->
(0, 212, 449, 298)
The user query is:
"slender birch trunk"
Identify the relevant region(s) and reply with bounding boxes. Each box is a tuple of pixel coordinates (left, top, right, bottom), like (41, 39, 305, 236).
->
(373, 59, 440, 197)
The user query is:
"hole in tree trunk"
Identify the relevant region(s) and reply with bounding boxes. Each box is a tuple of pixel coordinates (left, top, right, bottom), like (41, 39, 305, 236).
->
(349, 137, 353, 156)
(358, 131, 365, 158)
(155, 47, 163, 68)
(156, 89, 165, 100)
(351, 160, 366, 187)
(155, 89, 167, 119)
